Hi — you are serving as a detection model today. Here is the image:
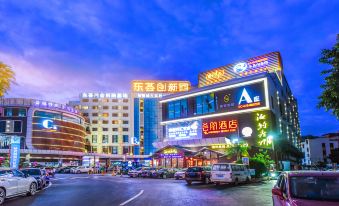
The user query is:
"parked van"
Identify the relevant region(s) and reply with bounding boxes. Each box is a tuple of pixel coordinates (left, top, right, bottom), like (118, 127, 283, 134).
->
(211, 163, 251, 185)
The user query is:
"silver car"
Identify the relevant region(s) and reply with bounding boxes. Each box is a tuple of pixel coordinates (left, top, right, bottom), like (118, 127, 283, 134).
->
(0, 169, 38, 205)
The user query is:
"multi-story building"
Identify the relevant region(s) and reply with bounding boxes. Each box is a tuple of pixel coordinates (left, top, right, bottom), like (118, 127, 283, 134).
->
(301, 132, 339, 165)
(131, 80, 191, 155)
(0, 98, 86, 166)
(76, 92, 134, 156)
(152, 52, 302, 169)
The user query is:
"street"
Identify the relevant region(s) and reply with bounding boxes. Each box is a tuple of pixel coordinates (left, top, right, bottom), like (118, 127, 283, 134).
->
(4, 174, 276, 206)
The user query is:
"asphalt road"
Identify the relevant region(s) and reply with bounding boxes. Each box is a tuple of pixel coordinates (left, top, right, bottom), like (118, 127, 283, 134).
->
(4, 174, 276, 206)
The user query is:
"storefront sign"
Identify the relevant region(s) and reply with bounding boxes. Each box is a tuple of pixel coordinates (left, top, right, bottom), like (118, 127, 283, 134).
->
(210, 144, 232, 149)
(203, 118, 238, 138)
(10, 136, 21, 169)
(160, 148, 182, 158)
(42, 119, 57, 131)
(215, 81, 266, 113)
(131, 80, 191, 93)
(256, 112, 272, 146)
(34, 100, 79, 114)
(198, 52, 282, 87)
(166, 120, 202, 140)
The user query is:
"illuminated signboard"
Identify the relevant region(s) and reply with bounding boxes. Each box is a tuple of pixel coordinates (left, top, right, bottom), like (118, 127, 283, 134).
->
(34, 100, 79, 114)
(203, 118, 238, 138)
(160, 148, 182, 158)
(256, 112, 272, 147)
(166, 120, 202, 140)
(198, 52, 282, 87)
(215, 81, 266, 113)
(10, 136, 21, 169)
(82, 93, 128, 99)
(131, 80, 191, 93)
(42, 119, 57, 131)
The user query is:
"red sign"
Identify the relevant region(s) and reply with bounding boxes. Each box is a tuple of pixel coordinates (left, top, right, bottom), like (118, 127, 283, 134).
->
(202, 119, 238, 138)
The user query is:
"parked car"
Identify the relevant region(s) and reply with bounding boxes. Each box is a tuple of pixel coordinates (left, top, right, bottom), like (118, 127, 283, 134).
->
(58, 166, 77, 174)
(210, 163, 251, 185)
(128, 168, 143, 177)
(272, 171, 339, 206)
(21, 168, 48, 190)
(0, 169, 38, 205)
(141, 168, 156, 178)
(152, 168, 175, 179)
(185, 166, 211, 185)
(174, 168, 187, 180)
(71, 166, 93, 174)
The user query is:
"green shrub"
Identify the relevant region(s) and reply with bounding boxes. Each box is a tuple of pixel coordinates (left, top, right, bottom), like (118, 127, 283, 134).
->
(249, 158, 267, 178)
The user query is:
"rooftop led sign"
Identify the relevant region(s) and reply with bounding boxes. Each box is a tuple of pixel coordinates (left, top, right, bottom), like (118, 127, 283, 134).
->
(131, 80, 191, 93)
(198, 52, 282, 87)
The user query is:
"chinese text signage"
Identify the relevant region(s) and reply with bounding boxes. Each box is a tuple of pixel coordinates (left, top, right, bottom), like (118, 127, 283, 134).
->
(256, 112, 272, 147)
(198, 52, 282, 87)
(203, 118, 238, 138)
(10, 136, 21, 169)
(160, 148, 182, 158)
(166, 120, 201, 140)
(132, 80, 191, 93)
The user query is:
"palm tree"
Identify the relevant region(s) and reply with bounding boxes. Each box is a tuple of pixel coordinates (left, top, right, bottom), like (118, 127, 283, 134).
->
(0, 62, 15, 97)
(225, 143, 249, 161)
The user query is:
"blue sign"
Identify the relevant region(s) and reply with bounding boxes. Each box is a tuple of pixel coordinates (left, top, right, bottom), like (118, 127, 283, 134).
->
(166, 120, 202, 140)
(10, 136, 21, 169)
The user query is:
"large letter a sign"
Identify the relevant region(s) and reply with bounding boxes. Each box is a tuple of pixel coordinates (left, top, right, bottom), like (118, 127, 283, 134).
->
(238, 88, 253, 105)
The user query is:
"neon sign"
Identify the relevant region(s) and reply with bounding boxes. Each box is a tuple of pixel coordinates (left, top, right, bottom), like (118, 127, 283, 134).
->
(233, 62, 248, 73)
(42, 119, 57, 131)
(256, 113, 272, 146)
(166, 120, 201, 140)
(205, 69, 225, 81)
(203, 119, 238, 137)
(131, 80, 191, 93)
(160, 148, 182, 158)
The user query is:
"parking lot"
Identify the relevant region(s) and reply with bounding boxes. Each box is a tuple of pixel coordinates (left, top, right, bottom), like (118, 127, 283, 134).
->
(4, 173, 276, 206)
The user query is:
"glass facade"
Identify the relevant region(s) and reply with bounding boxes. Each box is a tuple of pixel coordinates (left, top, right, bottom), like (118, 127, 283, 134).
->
(143, 99, 158, 155)
(134, 98, 140, 155)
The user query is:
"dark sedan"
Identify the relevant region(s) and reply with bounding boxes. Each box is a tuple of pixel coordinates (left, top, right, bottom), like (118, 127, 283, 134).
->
(21, 168, 48, 189)
(185, 166, 211, 185)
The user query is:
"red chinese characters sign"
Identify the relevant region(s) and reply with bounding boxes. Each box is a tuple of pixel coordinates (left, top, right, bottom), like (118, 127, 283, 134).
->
(202, 119, 238, 138)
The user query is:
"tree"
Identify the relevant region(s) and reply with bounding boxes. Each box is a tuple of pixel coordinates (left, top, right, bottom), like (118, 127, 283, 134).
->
(0, 62, 15, 97)
(253, 151, 274, 169)
(225, 143, 249, 162)
(318, 34, 339, 118)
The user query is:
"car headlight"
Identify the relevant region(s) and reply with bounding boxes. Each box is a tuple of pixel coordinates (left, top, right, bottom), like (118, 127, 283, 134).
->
(270, 173, 276, 177)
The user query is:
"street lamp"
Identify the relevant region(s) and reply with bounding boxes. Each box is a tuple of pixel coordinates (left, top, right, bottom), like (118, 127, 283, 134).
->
(267, 135, 277, 170)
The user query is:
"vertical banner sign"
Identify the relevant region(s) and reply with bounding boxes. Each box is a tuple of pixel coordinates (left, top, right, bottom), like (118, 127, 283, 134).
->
(10, 136, 21, 169)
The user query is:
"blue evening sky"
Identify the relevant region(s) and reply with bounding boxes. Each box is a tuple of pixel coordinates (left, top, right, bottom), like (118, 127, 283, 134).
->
(0, 0, 338, 135)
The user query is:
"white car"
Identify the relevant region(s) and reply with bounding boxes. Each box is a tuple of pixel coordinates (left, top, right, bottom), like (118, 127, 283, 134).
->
(174, 168, 187, 180)
(0, 169, 38, 205)
(211, 163, 251, 185)
(128, 168, 143, 177)
(71, 166, 93, 174)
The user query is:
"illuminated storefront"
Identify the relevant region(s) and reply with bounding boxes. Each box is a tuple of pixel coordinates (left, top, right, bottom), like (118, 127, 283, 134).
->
(0, 98, 86, 165)
(154, 52, 302, 168)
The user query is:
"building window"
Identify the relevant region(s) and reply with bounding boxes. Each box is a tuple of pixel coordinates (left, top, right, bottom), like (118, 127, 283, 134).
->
(92, 128, 98, 131)
(92, 99, 98, 102)
(123, 106, 129, 110)
(167, 99, 188, 119)
(123, 146, 129, 154)
(82, 99, 89, 102)
(112, 99, 118, 103)
(102, 120, 108, 124)
(92, 106, 98, 110)
(123, 99, 129, 103)
(112, 135, 118, 143)
(102, 135, 109, 143)
(330, 143, 334, 152)
(101, 99, 109, 103)
(112, 146, 118, 154)
(123, 113, 129, 117)
(92, 120, 98, 124)
(112, 120, 119, 124)
(103, 106, 109, 110)
(112, 113, 118, 117)
(123, 120, 128, 124)
(0, 121, 6, 133)
(196, 93, 215, 115)
(13, 121, 22, 133)
(102, 128, 109, 131)
(82, 113, 89, 117)
(112, 128, 118, 132)
(112, 106, 118, 110)
(271, 96, 274, 109)
(123, 135, 129, 143)
(123, 128, 129, 132)
(92, 135, 97, 143)
(92, 113, 98, 117)
(102, 113, 109, 117)
(91, 146, 97, 153)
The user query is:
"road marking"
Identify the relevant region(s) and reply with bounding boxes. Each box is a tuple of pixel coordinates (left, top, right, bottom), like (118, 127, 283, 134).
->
(119, 190, 144, 206)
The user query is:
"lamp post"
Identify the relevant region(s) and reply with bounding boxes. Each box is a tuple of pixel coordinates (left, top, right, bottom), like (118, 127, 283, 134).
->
(267, 135, 276, 170)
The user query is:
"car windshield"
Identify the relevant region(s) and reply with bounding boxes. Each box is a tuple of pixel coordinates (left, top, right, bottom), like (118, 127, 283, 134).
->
(212, 164, 230, 171)
(22, 169, 41, 175)
(0, 170, 12, 176)
(290, 176, 339, 201)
